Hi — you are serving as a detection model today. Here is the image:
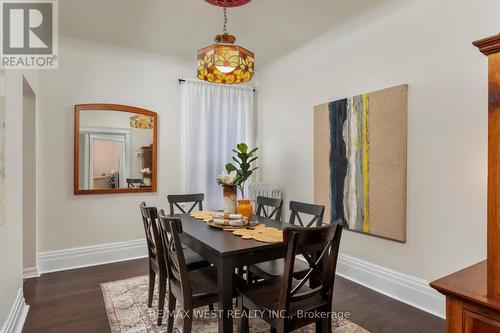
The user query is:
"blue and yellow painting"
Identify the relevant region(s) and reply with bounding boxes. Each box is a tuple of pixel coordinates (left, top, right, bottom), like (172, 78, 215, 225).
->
(328, 94, 370, 232)
(314, 85, 407, 242)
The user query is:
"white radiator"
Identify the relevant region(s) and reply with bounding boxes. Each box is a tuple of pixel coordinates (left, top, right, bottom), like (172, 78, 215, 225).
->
(248, 183, 283, 201)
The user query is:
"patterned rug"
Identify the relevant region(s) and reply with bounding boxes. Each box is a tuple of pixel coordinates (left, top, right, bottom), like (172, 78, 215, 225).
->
(101, 276, 369, 333)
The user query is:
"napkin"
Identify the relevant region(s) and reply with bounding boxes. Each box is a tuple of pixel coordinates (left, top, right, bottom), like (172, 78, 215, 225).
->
(213, 213, 242, 220)
(213, 218, 244, 226)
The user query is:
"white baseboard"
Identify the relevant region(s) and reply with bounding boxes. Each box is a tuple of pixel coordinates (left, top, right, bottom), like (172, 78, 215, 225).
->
(38, 239, 148, 274)
(336, 254, 445, 318)
(35, 239, 445, 319)
(23, 267, 40, 279)
(0, 288, 29, 333)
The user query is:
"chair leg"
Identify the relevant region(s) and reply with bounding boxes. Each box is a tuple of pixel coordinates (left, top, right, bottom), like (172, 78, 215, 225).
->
(183, 308, 193, 333)
(148, 267, 156, 308)
(166, 292, 176, 333)
(237, 300, 249, 333)
(315, 319, 329, 333)
(276, 318, 288, 333)
(246, 269, 254, 285)
(157, 276, 167, 326)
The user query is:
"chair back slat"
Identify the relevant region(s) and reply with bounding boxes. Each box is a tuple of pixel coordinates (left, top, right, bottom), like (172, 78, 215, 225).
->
(255, 196, 283, 221)
(289, 201, 325, 227)
(158, 210, 193, 299)
(290, 286, 323, 303)
(279, 221, 343, 312)
(139, 202, 164, 260)
(169, 260, 183, 282)
(167, 193, 204, 215)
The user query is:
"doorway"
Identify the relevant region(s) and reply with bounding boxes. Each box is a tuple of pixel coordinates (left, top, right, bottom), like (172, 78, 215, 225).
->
(79, 130, 130, 190)
(22, 77, 37, 276)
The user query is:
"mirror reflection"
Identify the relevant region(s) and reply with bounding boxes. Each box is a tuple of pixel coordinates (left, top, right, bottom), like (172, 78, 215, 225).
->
(77, 110, 154, 191)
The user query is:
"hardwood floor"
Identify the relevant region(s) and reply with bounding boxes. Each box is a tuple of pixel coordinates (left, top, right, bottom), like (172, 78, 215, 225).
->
(22, 258, 444, 333)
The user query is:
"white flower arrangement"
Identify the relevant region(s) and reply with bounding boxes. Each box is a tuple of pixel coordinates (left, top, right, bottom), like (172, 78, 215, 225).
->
(217, 170, 237, 186)
(140, 168, 151, 175)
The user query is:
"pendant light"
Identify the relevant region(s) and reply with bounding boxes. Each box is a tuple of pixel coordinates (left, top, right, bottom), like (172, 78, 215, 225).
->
(197, 0, 254, 85)
(129, 115, 154, 129)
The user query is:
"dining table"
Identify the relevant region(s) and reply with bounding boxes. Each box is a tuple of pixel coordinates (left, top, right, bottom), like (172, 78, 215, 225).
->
(174, 213, 288, 333)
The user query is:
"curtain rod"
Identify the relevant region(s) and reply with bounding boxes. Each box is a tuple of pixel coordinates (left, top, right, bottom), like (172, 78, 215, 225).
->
(178, 79, 256, 92)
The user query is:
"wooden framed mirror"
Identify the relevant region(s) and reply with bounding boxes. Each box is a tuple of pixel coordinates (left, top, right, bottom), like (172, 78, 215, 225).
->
(74, 104, 158, 195)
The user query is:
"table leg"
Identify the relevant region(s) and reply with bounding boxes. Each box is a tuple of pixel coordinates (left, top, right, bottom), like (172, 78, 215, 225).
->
(217, 258, 233, 333)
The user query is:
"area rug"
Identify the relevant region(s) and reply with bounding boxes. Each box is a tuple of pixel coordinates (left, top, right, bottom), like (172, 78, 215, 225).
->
(101, 276, 369, 333)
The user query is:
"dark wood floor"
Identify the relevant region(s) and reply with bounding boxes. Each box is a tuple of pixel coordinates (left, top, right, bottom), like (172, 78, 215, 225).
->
(22, 258, 444, 333)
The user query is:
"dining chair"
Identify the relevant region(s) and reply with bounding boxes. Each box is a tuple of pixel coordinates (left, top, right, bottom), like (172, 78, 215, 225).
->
(139, 202, 210, 325)
(127, 178, 145, 188)
(238, 221, 343, 333)
(255, 196, 283, 221)
(158, 212, 245, 333)
(250, 201, 326, 280)
(289, 200, 325, 227)
(167, 193, 204, 215)
(242, 196, 284, 282)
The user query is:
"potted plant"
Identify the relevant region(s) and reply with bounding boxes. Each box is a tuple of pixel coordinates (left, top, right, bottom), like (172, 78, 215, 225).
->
(218, 143, 258, 217)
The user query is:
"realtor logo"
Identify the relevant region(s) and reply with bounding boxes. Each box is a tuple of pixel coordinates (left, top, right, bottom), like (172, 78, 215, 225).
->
(1, 0, 58, 69)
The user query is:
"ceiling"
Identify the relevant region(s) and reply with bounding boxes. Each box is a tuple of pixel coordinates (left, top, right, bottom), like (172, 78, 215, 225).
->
(60, 0, 392, 68)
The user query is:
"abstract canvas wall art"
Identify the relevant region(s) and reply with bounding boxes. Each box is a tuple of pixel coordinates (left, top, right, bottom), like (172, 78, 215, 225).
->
(314, 84, 407, 242)
(0, 70, 5, 225)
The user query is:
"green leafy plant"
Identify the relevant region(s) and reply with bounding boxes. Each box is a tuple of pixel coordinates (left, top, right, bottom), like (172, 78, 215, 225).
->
(224, 143, 258, 198)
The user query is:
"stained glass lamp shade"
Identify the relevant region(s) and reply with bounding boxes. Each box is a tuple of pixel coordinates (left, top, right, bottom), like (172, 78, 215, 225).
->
(197, 33, 254, 85)
(197, 3, 254, 85)
(130, 115, 154, 129)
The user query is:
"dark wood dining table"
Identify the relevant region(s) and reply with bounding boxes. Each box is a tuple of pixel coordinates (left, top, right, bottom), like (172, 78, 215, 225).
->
(175, 214, 288, 333)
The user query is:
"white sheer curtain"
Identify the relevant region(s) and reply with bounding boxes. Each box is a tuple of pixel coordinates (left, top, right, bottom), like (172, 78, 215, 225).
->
(181, 80, 254, 210)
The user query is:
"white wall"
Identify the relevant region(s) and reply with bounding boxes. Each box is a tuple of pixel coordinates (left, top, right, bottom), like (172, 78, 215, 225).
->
(23, 79, 37, 269)
(37, 37, 192, 252)
(0, 70, 40, 328)
(256, 0, 499, 282)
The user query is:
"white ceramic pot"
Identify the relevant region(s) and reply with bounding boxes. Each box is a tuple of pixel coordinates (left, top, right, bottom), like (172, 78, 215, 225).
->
(223, 185, 237, 214)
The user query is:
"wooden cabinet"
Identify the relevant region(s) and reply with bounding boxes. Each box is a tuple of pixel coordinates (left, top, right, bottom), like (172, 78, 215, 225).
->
(431, 262, 500, 333)
(463, 309, 500, 332)
(431, 34, 500, 333)
(141, 144, 153, 171)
